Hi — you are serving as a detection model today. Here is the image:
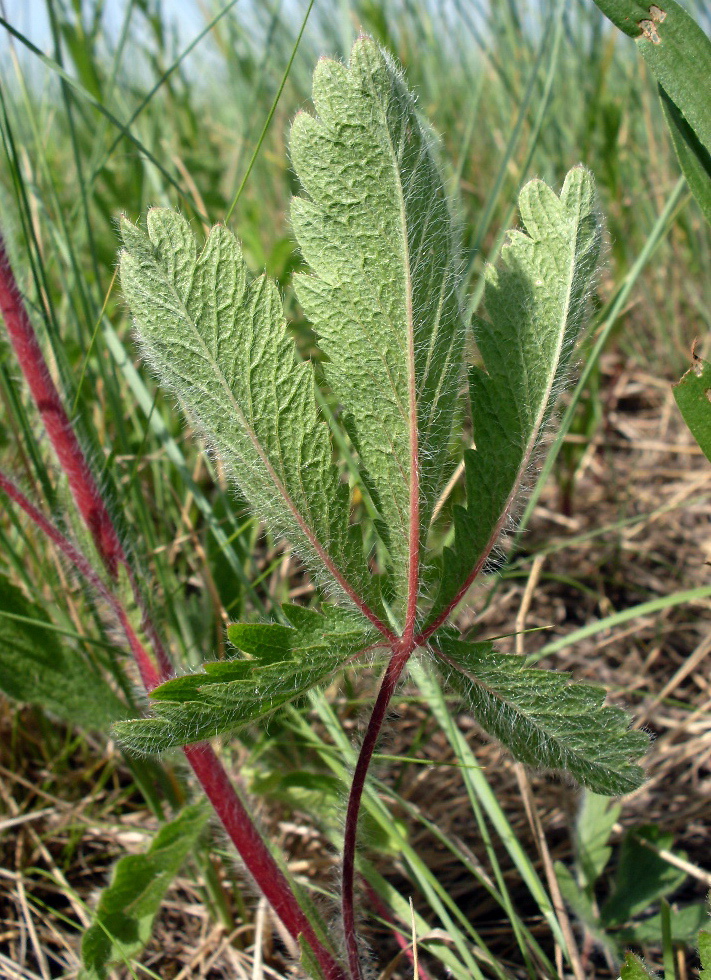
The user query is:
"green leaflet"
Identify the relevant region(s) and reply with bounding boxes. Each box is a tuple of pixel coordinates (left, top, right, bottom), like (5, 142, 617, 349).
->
(113, 605, 379, 752)
(0, 575, 129, 729)
(290, 36, 465, 607)
(438, 639, 647, 796)
(590, 1, 711, 154)
(673, 355, 711, 463)
(119, 210, 377, 614)
(619, 903, 710, 945)
(80, 803, 209, 979)
(428, 167, 601, 625)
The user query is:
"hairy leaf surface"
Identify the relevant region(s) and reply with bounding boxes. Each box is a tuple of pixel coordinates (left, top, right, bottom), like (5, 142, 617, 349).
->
(0, 576, 129, 728)
(114, 605, 379, 752)
(115, 39, 646, 807)
(427, 167, 601, 626)
(80, 804, 209, 979)
(290, 36, 465, 606)
(120, 211, 377, 615)
(438, 639, 647, 795)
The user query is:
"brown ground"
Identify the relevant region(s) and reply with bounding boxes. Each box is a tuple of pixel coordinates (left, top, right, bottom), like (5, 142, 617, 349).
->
(1, 355, 709, 979)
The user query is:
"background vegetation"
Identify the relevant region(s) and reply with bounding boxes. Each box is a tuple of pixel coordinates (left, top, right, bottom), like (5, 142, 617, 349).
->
(0, 0, 709, 977)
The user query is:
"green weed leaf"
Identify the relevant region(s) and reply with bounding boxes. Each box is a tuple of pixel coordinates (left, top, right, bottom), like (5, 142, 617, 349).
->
(117, 38, 645, 799)
(673, 355, 711, 463)
(601, 825, 686, 927)
(576, 791, 621, 888)
(120, 210, 377, 614)
(80, 804, 209, 979)
(619, 902, 709, 945)
(113, 605, 378, 752)
(0, 576, 129, 729)
(290, 36, 465, 604)
(660, 86, 711, 227)
(619, 952, 658, 979)
(428, 167, 601, 625)
(438, 640, 647, 795)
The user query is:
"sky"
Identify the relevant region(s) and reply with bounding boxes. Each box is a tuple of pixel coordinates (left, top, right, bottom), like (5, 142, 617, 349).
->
(0, 0, 208, 59)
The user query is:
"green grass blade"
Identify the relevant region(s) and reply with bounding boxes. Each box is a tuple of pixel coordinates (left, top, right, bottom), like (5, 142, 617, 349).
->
(526, 585, 711, 664)
(591, 0, 711, 156)
(660, 85, 711, 226)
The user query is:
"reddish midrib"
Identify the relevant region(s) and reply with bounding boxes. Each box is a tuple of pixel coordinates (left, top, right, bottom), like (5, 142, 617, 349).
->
(158, 266, 397, 645)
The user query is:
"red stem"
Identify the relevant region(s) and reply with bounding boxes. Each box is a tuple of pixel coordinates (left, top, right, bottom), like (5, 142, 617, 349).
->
(183, 743, 343, 978)
(0, 235, 176, 680)
(0, 241, 347, 979)
(0, 235, 123, 578)
(342, 643, 413, 980)
(0, 470, 346, 980)
(0, 470, 161, 690)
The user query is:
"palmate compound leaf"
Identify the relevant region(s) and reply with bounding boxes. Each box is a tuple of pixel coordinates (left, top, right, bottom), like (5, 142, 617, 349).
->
(290, 36, 465, 608)
(119, 210, 379, 617)
(426, 167, 601, 627)
(113, 605, 379, 752)
(437, 639, 647, 796)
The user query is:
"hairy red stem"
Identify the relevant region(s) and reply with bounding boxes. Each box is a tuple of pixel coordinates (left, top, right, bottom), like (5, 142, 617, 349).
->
(0, 470, 346, 980)
(183, 742, 343, 976)
(0, 235, 174, 679)
(0, 471, 161, 690)
(342, 643, 413, 980)
(0, 235, 123, 577)
(0, 239, 347, 979)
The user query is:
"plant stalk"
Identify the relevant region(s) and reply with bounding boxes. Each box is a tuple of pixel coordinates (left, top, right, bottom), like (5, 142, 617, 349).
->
(0, 233, 174, 678)
(0, 234, 123, 577)
(0, 240, 347, 980)
(342, 643, 413, 980)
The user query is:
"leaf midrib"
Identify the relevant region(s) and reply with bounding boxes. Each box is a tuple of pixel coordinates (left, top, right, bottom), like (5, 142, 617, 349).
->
(377, 81, 420, 636)
(437, 649, 629, 782)
(423, 200, 583, 638)
(147, 242, 391, 635)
